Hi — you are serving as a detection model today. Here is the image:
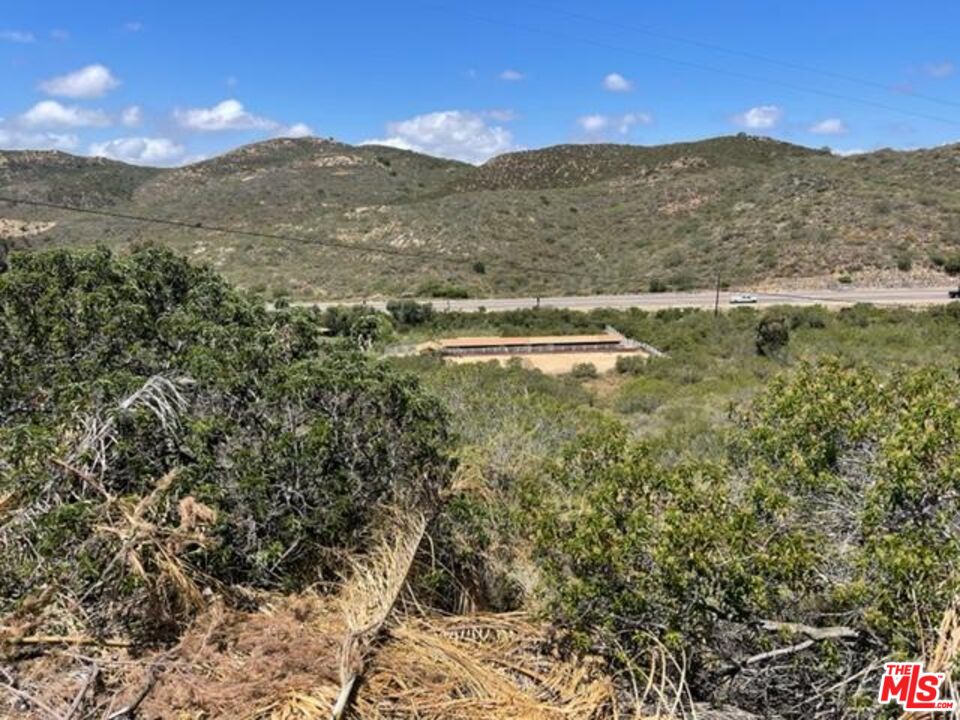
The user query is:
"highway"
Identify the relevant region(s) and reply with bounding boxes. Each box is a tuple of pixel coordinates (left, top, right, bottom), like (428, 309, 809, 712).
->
(296, 286, 959, 313)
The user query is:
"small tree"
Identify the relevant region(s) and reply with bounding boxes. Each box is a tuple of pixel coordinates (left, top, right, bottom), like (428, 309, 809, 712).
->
(386, 299, 435, 326)
(756, 316, 789, 357)
(350, 313, 390, 350)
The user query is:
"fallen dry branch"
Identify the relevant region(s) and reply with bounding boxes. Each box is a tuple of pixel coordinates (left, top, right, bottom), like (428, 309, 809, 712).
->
(758, 620, 858, 641)
(333, 512, 428, 719)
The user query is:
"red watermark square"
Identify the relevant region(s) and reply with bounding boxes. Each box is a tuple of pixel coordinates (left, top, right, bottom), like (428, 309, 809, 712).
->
(878, 662, 955, 712)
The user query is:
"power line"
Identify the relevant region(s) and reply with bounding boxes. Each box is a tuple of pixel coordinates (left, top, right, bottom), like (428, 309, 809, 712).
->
(0, 194, 595, 281)
(519, 1, 960, 112)
(421, 1, 960, 127)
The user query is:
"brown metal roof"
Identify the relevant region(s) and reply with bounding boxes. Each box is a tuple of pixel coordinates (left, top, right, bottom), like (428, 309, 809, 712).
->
(437, 333, 622, 349)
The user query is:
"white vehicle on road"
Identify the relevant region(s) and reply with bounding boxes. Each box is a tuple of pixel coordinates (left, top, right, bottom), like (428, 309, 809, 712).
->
(729, 293, 758, 305)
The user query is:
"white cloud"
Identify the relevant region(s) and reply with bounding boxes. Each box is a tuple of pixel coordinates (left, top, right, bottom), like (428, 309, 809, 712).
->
(20, 100, 110, 128)
(174, 99, 279, 132)
(121, 106, 143, 127)
(602, 72, 633, 92)
(277, 122, 313, 138)
(578, 114, 609, 133)
(40, 64, 120, 99)
(499, 69, 525, 81)
(0, 125, 79, 151)
(577, 112, 652, 135)
(484, 109, 518, 122)
(0, 30, 35, 43)
(89, 137, 186, 166)
(123, 21, 143, 32)
(732, 105, 782, 130)
(50, 29, 70, 41)
(809, 118, 847, 135)
(924, 61, 954, 78)
(362, 110, 513, 164)
(831, 147, 867, 157)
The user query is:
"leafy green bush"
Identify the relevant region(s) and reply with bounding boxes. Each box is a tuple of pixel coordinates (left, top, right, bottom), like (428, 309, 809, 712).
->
(528, 359, 960, 715)
(570, 362, 598, 379)
(786, 305, 829, 329)
(0, 247, 453, 638)
(944, 254, 960, 276)
(416, 280, 471, 298)
(386, 299, 436, 326)
(614, 355, 647, 374)
(755, 315, 789, 357)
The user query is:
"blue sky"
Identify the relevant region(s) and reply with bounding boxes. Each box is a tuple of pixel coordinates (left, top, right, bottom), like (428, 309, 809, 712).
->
(1, 1, 959, 165)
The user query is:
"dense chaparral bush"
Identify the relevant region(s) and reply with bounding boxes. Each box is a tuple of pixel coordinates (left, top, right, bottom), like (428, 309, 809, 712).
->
(525, 358, 960, 715)
(0, 247, 453, 639)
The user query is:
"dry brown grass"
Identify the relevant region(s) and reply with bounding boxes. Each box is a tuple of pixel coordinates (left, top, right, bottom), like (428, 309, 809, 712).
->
(4, 594, 626, 719)
(900, 597, 960, 720)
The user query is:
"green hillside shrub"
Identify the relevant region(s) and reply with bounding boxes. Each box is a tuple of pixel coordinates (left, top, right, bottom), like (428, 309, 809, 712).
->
(0, 247, 452, 640)
(570, 362, 598, 379)
(527, 359, 960, 715)
(386, 299, 436, 326)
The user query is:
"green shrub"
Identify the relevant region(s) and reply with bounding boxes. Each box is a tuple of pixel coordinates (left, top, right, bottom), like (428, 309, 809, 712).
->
(529, 360, 960, 715)
(0, 247, 453, 639)
(944, 254, 960, 276)
(614, 355, 647, 374)
(386, 299, 436, 326)
(787, 306, 829, 329)
(417, 280, 471, 299)
(755, 315, 789, 357)
(570, 362, 598, 379)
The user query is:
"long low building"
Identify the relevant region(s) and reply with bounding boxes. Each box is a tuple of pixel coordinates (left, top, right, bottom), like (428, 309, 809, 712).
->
(417, 327, 653, 374)
(434, 329, 630, 356)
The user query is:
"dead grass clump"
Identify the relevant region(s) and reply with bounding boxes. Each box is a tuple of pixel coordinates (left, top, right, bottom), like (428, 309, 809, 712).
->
(356, 612, 617, 719)
(4, 595, 625, 719)
(137, 594, 343, 718)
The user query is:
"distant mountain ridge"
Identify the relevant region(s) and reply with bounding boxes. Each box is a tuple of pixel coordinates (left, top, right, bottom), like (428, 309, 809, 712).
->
(2, 134, 959, 298)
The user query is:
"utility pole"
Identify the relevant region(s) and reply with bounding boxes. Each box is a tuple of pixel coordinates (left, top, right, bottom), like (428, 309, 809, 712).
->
(0, 236, 9, 275)
(714, 273, 721, 318)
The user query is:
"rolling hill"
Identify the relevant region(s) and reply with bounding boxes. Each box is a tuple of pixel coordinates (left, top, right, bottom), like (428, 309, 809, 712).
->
(2, 134, 960, 299)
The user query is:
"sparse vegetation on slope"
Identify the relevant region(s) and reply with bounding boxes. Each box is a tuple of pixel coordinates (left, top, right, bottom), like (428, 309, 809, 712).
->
(5, 135, 960, 298)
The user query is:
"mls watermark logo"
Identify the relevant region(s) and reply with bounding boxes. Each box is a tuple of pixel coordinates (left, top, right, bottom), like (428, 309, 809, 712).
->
(878, 662, 955, 712)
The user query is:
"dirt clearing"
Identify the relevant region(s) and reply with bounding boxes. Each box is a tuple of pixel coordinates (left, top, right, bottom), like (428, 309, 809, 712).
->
(446, 350, 646, 375)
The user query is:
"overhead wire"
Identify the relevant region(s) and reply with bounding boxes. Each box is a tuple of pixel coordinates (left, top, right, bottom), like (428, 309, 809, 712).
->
(0, 193, 596, 281)
(418, 1, 960, 127)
